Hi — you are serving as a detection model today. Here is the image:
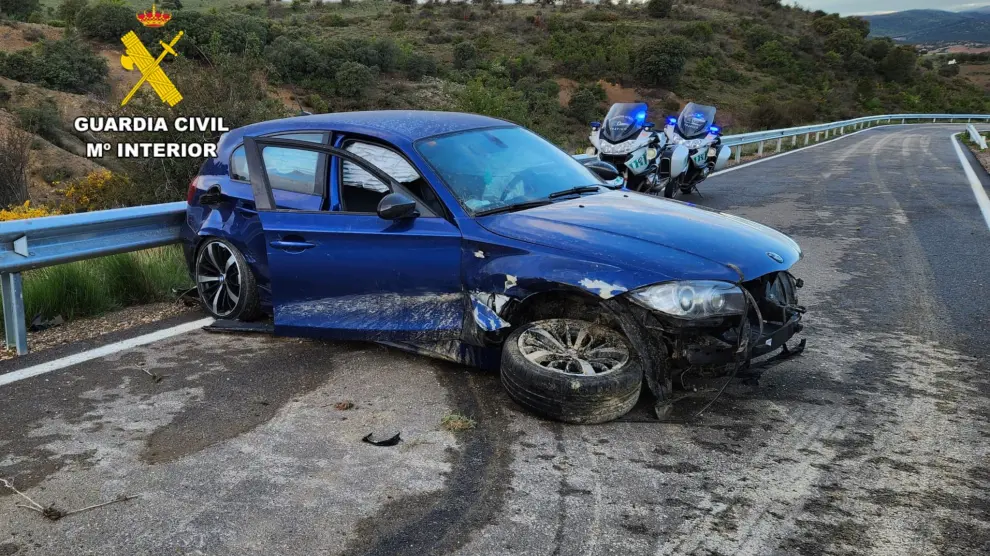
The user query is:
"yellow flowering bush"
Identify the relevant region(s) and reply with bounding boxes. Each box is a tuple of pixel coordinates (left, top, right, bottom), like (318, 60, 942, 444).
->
(58, 170, 141, 213)
(0, 201, 58, 222)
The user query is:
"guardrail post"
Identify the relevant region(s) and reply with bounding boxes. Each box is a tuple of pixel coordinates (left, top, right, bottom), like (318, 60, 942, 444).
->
(805, 133, 810, 145)
(734, 146, 741, 163)
(1, 272, 28, 355)
(932, 118, 936, 123)
(757, 141, 764, 156)
(791, 135, 796, 147)
(840, 126, 845, 135)
(816, 131, 821, 142)
(775, 138, 782, 153)
(901, 118, 905, 124)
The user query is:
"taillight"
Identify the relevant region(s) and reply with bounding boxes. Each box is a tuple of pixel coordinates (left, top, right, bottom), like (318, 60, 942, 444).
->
(186, 177, 199, 204)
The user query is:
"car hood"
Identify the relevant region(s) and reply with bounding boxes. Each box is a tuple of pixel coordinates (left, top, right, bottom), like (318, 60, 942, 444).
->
(477, 191, 801, 283)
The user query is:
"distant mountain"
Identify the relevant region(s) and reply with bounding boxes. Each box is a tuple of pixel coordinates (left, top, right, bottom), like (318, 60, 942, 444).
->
(865, 9, 990, 44)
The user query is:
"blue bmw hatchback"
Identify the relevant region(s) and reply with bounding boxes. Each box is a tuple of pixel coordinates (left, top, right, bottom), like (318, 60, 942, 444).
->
(184, 111, 806, 423)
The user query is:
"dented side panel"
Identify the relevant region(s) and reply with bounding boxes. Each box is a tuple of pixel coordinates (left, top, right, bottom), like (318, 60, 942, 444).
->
(259, 210, 466, 341)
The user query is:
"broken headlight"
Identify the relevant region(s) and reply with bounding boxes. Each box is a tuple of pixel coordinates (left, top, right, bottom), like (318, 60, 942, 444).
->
(630, 281, 746, 318)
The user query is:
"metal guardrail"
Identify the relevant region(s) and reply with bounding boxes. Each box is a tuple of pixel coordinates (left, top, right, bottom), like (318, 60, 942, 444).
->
(2, 113, 988, 356)
(1, 202, 186, 354)
(720, 113, 990, 161)
(967, 124, 987, 150)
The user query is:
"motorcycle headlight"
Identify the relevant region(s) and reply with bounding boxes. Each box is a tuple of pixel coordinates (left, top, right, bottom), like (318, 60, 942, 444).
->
(646, 147, 658, 160)
(629, 281, 746, 318)
(599, 140, 635, 155)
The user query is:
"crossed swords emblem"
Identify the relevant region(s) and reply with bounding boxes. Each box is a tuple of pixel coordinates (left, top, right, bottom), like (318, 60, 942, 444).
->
(119, 31, 184, 107)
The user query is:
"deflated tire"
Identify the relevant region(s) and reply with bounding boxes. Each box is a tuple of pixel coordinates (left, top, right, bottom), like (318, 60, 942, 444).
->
(500, 319, 642, 424)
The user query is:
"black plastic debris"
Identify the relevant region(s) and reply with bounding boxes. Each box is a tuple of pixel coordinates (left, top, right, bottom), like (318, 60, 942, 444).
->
(29, 313, 64, 332)
(362, 433, 401, 447)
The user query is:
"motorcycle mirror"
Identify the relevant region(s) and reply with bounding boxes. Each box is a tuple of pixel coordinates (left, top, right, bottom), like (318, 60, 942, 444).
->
(581, 159, 621, 186)
(590, 121, 601, 131)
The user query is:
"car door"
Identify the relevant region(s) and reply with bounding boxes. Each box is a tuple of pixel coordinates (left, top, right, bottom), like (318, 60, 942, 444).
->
(242, 136, 465, 341)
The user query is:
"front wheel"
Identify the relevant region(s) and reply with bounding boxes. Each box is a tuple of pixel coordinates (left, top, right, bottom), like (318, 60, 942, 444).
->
(500, 319, 642, 424)
(194, 238, 261, 321)
(663, 179, 676, 198)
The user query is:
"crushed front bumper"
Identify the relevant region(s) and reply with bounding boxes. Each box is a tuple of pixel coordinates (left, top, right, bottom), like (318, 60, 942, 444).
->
(684, 313, 804, 367)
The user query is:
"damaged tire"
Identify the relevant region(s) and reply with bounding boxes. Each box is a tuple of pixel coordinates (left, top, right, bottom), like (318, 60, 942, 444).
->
(195, 238, 260, 321)
(501, 319, 642, 424)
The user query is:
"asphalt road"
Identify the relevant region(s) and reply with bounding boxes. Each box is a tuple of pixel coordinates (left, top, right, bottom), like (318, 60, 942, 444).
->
(2, 125, 989, 556)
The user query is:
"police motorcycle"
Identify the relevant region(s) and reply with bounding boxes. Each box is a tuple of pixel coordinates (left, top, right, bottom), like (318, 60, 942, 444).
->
(661, 102, 732, 198)
(587, 102, 685, 195)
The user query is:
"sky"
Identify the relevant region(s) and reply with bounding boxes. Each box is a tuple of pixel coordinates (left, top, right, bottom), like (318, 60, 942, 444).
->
(786, 0, 990, 15)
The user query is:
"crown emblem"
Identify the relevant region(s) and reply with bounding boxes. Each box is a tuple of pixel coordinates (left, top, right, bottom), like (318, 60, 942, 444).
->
(136, 4, 171, 28)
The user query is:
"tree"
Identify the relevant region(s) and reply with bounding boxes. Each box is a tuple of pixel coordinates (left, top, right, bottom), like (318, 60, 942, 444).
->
(634, 37, 686, 87)
(1, 0, 40, 20)
(880, 46, 917, 83)
(646, 0, 672, 19)
(56, 0, 88, 25)
(825, 28, 864, 58)
(75, 1, 136, 41)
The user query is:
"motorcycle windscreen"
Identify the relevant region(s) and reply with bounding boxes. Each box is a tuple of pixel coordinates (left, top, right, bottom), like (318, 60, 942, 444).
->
(677, 103, 716, 139)
(600, 102, 648, 143)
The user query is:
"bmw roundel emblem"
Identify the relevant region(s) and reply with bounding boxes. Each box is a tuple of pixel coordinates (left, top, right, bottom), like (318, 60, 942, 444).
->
(767, 251, 784, 263)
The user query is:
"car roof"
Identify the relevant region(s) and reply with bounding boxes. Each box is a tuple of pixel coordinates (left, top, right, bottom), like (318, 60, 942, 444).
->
(219, 110, 512, 151)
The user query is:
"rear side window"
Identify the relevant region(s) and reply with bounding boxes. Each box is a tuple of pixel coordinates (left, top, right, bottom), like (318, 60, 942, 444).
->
(229, 132, 326, 191)
(261, 147, 321, 195)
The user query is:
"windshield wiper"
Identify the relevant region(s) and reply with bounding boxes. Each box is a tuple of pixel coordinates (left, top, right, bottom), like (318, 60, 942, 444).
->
(547, 185, 602, 199)
(475, 199, 553, 216)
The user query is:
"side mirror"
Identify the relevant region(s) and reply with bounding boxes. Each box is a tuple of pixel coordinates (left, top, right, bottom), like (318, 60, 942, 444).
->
(581, 159, 620, 183)
(377, 192, 419, 220)
(590, 121, 601, 131)
(644, 122, 655, 131)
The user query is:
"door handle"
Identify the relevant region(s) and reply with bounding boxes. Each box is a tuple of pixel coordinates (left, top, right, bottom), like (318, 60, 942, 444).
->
(270, 240, 315, 250)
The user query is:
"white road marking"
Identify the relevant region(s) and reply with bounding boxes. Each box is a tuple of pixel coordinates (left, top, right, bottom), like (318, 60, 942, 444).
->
(0, 317, 214, 387)
(950, 132, 990, 232)
(709, 125, 881, 177)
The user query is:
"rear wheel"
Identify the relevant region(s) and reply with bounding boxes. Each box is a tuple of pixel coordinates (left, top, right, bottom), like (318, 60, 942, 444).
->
(195, 238, 260, 321)
(501, 319, 642, 424)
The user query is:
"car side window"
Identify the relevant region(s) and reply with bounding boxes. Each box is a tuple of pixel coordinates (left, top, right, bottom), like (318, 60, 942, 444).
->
(230, 132, 326, 190)
(340, 141, 443, 215)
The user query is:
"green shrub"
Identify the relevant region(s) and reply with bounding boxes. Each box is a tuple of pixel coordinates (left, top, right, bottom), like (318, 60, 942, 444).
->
(1, 0, 40, 20)
(404, 52, 438, 80)
(457, 77, 529, 125)
(75, 1, 135, 41)
(320, 13, 348, 27)
(0, 37, 109, 94)
(453, 41, 478, 70)
(567, 82, 606, 124)
(335, 61, 375, 98)
(634, 37, 686, 87)
(880, 46, 917, 83)
(646, 0, 672, 19)
(305, 93, 328, 113)
(678, 21, 714, 41)
(825, 28, 864, 58)
(389, 13, 406, 31)
(56, 0, 88, 26)
(15, 97, 61, 142)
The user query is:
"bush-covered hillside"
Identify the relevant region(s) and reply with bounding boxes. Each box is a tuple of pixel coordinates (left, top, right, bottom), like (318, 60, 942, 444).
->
(1, 0, 988, 208)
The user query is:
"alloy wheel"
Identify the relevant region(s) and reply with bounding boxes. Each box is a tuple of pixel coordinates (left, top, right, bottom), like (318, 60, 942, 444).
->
(196, 241, 242, 318)
(517, 320, 630, 376)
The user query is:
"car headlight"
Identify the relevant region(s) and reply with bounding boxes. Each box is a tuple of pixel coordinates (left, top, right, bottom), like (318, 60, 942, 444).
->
(629, 281, 746, 318)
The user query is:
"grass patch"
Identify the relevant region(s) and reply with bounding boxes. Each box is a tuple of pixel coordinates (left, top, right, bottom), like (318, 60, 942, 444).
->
(440, 412, 477, 432)
(1, 246, 191, 334)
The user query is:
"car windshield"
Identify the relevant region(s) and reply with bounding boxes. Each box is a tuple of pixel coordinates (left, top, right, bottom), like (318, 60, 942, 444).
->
(417, 127, 603, 215)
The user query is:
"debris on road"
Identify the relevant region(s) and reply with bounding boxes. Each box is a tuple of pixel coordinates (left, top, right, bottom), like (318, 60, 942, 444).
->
(28, 313, 64, 332)
(440, 412, 477, 432)
(361, 433, 401, 447)
(335, 401, 355, 410)
(1, 479, 137, 521)
(140, 368, 163, 383)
